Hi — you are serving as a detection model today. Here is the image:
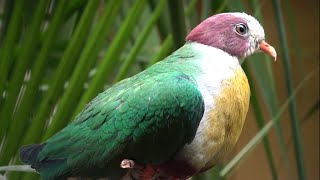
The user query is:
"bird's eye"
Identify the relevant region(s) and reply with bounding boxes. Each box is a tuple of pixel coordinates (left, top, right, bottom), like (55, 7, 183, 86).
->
(235, 24, 248, 36)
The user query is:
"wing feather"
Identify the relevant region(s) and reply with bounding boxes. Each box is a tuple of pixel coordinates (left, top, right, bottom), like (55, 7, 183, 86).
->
(21, 71, 204, 179)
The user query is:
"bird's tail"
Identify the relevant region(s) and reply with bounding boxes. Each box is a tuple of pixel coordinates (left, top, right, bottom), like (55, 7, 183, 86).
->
(20, 143, 69, 179)
(19, 143, 45, 169)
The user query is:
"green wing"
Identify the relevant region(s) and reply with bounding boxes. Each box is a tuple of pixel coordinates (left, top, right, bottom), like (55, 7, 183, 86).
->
(21, 71, 204, 179)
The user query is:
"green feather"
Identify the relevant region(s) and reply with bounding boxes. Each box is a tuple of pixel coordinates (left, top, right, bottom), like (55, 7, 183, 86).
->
(20, 43, 205, 179)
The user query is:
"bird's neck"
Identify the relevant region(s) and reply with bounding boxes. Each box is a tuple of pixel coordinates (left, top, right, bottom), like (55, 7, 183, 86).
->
(188, 42, 241, 80)
(158, 42, 241, 76)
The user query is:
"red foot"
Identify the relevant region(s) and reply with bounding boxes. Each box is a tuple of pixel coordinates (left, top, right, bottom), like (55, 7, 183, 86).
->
(120, 159, 157, 179)
(120, 159, 188, 180)
(139, 165, 156, 180)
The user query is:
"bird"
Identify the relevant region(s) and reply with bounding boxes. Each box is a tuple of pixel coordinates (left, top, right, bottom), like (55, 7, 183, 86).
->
(19, 12, 276, 180)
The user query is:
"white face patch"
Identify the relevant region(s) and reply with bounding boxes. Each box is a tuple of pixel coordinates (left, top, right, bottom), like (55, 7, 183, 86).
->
(224, 12, 266, 57)
(238, 13, 265, 57)
(232, 12, 265, 39)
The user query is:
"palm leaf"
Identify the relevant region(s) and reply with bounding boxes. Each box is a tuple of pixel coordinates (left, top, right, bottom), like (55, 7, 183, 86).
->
(0, 1, 317, 180)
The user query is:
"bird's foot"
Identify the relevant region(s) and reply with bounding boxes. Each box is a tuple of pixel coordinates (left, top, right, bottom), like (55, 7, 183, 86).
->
(120, 159, 145, 169)
(120, 159, 137, 169)
(120, 159, 157, 180)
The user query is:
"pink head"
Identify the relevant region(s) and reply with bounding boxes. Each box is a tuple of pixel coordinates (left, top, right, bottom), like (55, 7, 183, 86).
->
(186, 12, 276, 60)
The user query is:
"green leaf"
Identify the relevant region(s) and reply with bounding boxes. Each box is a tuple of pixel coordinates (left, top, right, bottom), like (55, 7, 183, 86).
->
(114, 0, 166, 82)
(0, 0, 24, 102)
(42, 0, 124, 140)
(20, 0, 100, 151)
(0, 0, 66, 166)
(242, 62, 278, 180)
(167, 0, 187, 49)
(73, 0, 147, 117)
(271, 0, 306, 179)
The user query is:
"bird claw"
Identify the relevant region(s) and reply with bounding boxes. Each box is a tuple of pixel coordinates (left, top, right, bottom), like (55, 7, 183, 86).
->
(120, 159, 136, 169)
(120, 159, 185, 180)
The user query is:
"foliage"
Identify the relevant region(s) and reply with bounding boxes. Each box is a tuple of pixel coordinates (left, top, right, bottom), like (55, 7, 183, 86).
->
(0, 0, 318, 179)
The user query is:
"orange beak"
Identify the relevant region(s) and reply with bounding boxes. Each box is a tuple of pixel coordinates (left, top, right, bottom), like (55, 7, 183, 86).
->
(259, 40, 277, 61)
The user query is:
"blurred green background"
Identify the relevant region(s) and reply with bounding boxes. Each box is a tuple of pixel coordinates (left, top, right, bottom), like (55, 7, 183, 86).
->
(0, 0, 318, 179)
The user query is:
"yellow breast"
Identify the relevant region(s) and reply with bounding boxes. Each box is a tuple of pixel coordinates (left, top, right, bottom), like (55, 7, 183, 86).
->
(201, 67, 250, 169)
(178, 65, 250, 172)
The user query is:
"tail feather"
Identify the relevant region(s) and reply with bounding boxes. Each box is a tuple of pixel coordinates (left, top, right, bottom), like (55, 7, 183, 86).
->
(20, 143, 70, 179)
(19, 144, 45, 168)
